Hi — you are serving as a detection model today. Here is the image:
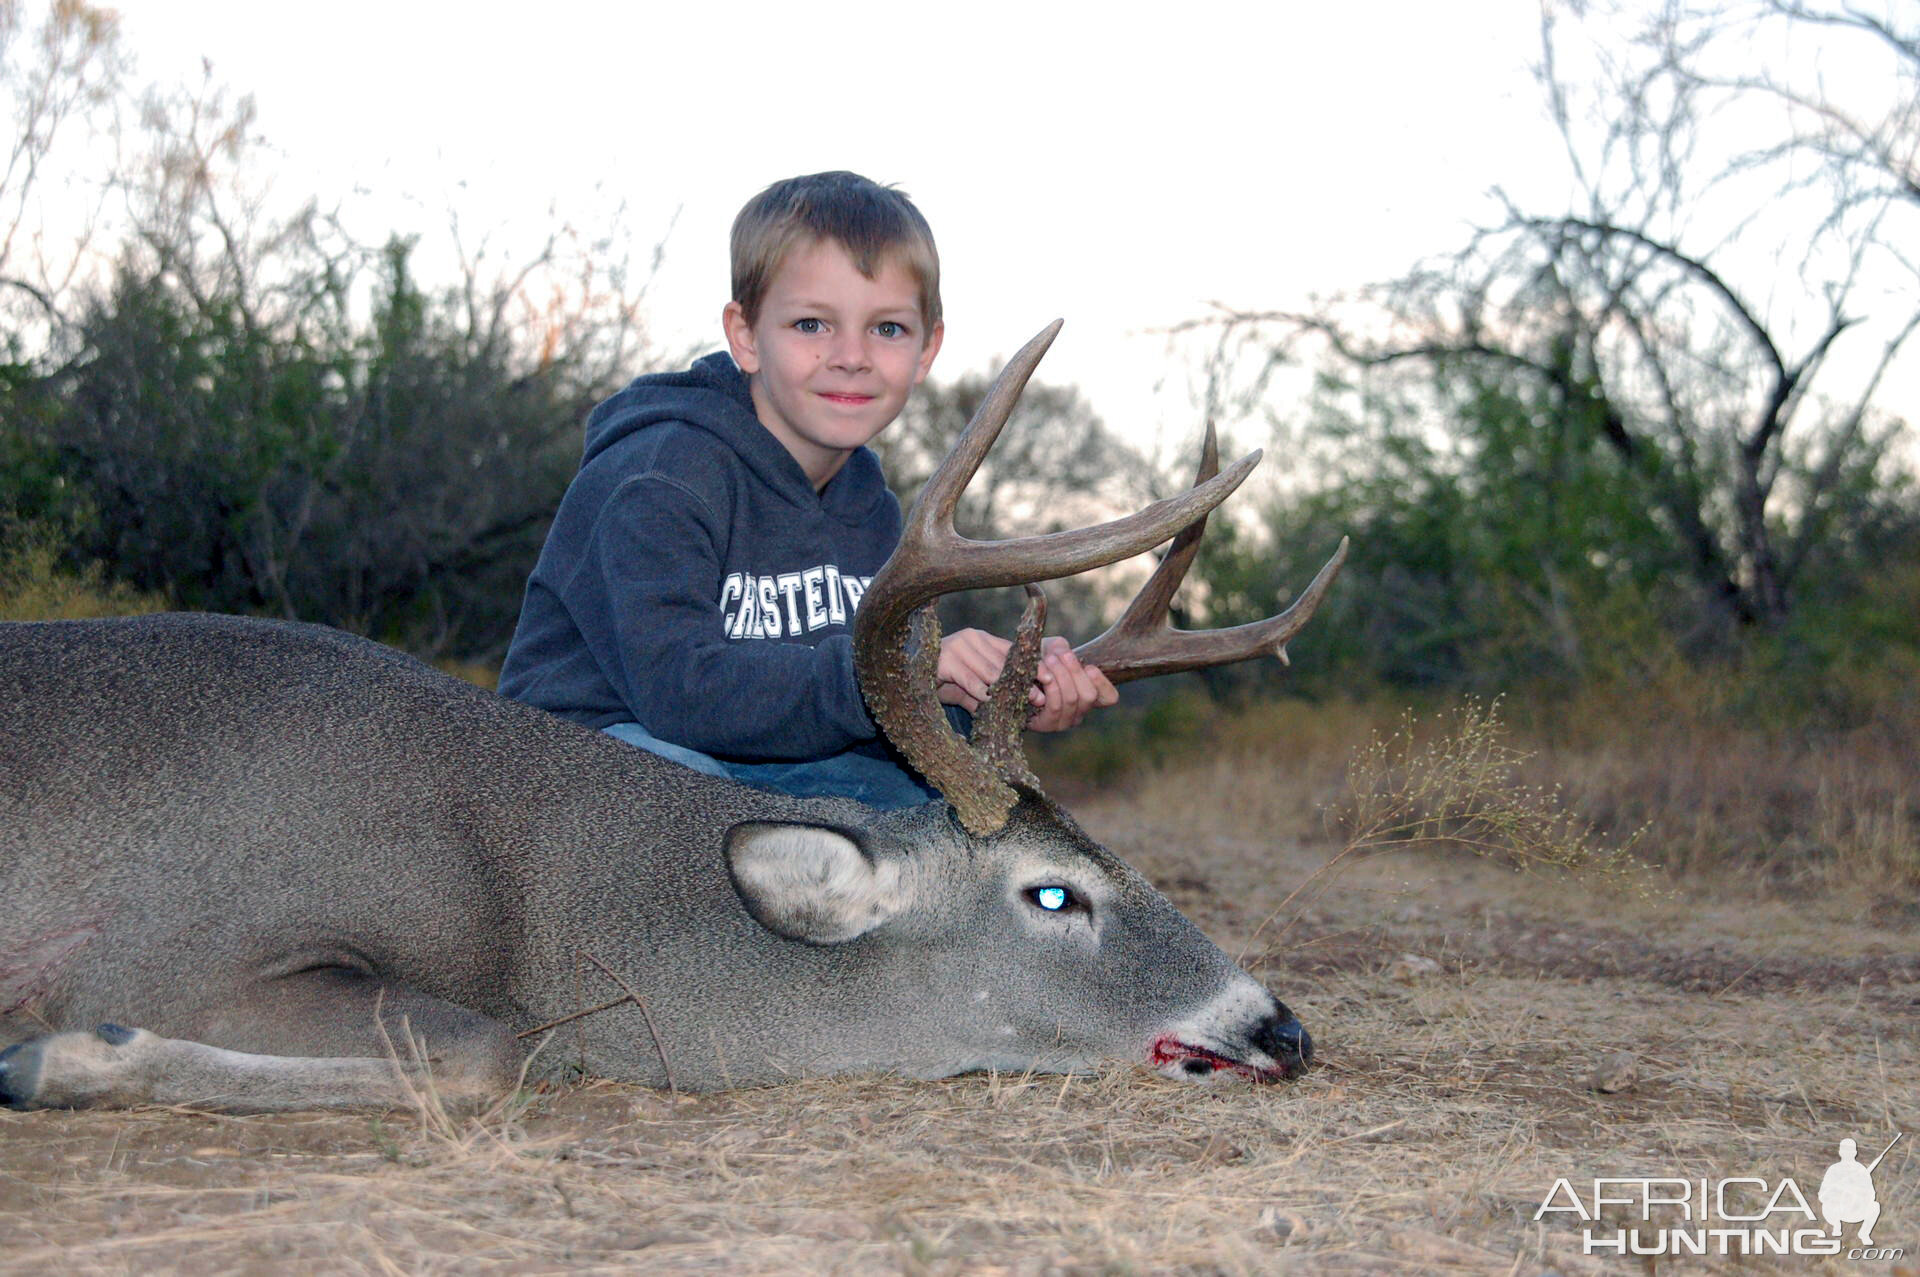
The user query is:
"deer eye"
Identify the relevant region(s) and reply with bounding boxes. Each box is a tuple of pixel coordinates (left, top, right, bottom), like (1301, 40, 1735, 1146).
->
(1026, 885, 1077, 913)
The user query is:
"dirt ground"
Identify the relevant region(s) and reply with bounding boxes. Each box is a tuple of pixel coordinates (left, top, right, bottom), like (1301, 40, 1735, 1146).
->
(2, 793, 1915, 1275)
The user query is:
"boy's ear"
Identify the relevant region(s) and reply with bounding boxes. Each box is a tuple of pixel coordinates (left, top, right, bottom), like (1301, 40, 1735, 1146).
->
(722, 301, 760, 375)
(914, 320, 944, 385)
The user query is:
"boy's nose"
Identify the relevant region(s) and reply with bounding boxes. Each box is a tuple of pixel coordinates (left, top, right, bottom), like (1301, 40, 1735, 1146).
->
(827, 333, 871, 372)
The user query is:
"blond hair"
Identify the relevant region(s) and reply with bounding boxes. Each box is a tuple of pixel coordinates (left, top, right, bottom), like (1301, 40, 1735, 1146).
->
(730, 172, 941, 331)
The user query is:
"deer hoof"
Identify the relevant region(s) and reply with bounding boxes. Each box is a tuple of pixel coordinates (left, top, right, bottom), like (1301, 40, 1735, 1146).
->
(0, 1037, 46, 1109)
(0, 1024, 148, 1109)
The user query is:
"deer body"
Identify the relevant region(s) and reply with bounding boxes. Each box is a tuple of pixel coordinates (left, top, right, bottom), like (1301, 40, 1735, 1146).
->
(2, 322, 1339, 1113)
(0, 612, 1305, 1110)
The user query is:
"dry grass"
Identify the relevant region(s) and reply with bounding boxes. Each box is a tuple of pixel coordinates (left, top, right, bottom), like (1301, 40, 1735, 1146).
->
(1052, 682, 1920, 897)
(3, 938, 1911, 1273)
(1538, 697, 1920, 894)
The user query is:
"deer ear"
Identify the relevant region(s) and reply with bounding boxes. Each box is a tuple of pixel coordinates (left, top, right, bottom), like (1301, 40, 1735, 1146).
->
(724, 822, 909, 944)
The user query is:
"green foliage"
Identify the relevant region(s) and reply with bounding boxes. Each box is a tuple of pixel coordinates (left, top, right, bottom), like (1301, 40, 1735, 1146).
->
(1307, 365, 1684, 688)
(1177, 353, 1920, 717)
(1, 32, 658, 659)
(1177, 2, 1919, 712)
(0, 239, 612, 656)
(0, 522, 167, 620)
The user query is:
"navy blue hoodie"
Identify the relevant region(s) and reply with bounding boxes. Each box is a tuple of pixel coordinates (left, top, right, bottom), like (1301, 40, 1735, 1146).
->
(499, 352, 900, 761)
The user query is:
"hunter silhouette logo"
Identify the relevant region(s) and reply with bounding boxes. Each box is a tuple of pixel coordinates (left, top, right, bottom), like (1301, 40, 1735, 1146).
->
(1536, 1131, 1906, 1259)
(1821, 1134, 1899, 1246)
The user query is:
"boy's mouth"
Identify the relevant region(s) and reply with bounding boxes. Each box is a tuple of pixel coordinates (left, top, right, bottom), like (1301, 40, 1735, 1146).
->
(818, 392, 875, 406)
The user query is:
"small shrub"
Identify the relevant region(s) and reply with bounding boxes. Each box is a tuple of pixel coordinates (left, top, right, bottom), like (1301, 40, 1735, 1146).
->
(0, 529, 169, 621)
(1335, 697, 1648, 882)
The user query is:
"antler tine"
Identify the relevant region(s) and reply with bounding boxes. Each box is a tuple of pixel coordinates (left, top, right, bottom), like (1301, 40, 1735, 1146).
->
(909, 319, 1063, 538)
(1071, 423, 1348, 683)
(1075, 537, 1350, 685)
(1093, 421, 1222, 645)
(942, 453, 1258, 590)
(969, 585, 1047, 791)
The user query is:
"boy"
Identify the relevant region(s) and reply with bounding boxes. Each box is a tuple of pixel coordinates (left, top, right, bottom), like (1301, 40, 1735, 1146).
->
(499, 171, 1115, 807)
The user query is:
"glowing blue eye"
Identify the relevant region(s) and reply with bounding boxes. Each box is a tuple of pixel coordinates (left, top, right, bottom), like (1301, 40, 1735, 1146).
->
(1034, 887, 1068, 912)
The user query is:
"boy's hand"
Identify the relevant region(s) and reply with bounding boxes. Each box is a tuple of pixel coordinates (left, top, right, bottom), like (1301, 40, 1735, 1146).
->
(1026, 637, 1118, 733)
(936, 628, 1012, 712)
(935, 630, 1117, 730)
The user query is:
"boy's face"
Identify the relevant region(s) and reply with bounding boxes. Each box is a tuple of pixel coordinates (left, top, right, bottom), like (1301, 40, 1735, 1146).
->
(723, 236, 943, 490)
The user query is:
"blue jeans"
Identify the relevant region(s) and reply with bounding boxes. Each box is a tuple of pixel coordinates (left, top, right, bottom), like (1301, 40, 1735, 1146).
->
(602, 720, 942, 810)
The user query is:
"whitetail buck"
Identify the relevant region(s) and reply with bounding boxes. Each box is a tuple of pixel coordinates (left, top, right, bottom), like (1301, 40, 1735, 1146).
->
(0, 322, 1345, 1112)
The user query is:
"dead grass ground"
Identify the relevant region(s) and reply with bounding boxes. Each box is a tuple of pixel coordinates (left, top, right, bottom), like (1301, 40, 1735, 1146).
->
(3, 743, 1915, 1274)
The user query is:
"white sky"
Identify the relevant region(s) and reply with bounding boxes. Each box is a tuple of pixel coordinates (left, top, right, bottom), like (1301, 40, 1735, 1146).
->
(115, 0, 1570, 442)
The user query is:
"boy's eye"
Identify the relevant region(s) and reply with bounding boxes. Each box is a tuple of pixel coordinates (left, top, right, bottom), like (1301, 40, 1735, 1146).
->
(874, 320, 907, 339)
(794, 318, 824, 334)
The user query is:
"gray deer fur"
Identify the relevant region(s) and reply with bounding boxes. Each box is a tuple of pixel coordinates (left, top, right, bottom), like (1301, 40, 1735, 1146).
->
(0, 613, 1309, 1111)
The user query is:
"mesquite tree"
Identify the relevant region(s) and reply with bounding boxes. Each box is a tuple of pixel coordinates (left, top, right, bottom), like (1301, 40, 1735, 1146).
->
(1224, 0, 1918, 645)
(1, 16, 661, 656)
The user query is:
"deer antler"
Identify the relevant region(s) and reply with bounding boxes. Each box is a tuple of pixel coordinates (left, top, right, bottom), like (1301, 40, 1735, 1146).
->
(1073, 424, 1349, 683)
(853, 320, 1340, 836)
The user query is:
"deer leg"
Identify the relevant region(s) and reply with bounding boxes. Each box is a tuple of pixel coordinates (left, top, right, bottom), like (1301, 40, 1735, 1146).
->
(0, 970, 521, 1113)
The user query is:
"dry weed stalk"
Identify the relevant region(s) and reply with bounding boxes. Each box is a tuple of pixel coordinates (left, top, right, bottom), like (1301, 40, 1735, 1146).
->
(1250, 698, 1650, 957)
(1338, 698, 1647, 877)
(510, 948, 678, 1092)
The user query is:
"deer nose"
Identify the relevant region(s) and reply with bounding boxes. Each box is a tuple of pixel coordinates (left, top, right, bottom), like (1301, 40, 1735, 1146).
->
(1251, 1007, 1313, 1077)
